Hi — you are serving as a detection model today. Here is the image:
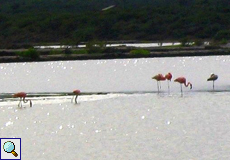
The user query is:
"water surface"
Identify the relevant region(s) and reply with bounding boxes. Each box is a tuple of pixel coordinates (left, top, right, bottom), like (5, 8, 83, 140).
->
(0, 93, 230, 160)
(0, 56, 229, 93)
(0, 56, 230, 160)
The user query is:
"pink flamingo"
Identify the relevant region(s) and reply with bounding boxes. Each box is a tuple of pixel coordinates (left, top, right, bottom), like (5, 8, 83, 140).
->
(165, 72, 172, 92)
(174, 77, 192, 95)
(207, 74, 218, 90)
(152, 74, 166, 92)
(13, 92, 32, 107)
(72, 89, 81, 103)
(152, 73, 172, 93)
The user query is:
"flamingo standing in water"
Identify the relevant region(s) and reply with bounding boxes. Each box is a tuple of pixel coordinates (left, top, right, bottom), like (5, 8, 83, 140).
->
(174, 77, 192, 95)
(152, 73, 172, 93)
(207, 74, 218, 90)
(152, 74, 166, 92)
(13, 92, 32, 107)
(71, 89, 81, 103)
(165, 72, 172, 93)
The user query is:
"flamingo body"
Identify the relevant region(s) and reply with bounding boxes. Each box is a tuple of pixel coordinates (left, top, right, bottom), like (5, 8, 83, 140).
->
(73, 90, 81, 95)
(13, 92, 27, 98)
(174, 77, 186, 83)
(152, 74, 166, 81)
(207, 74, 218, 81)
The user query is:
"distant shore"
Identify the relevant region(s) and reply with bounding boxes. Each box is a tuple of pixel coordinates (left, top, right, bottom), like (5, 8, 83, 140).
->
(0, 45, 230, 63)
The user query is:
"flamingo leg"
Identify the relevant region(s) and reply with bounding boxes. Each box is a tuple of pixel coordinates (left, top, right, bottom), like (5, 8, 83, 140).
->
(23, 98, 27, 107)
(75, 95, 78, 104)
(157, 81, 159, 93)
(180, 84, 183, 96)
(23, 98, 33, 107)
(167, 80, 170, 94)
(23, 98, 27, 103)
(18, 98, 22, 107)
(213, 81, 214, 90)
(29, 100, 33, 107)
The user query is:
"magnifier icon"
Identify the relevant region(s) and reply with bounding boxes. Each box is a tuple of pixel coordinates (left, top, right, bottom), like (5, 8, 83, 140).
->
(3, 141, 18, 157)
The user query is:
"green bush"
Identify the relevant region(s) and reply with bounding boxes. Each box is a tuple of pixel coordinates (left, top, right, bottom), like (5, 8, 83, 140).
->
(220, 38, 228, 45)
(17, 48, 40, 59)
(130, 49, 150, 55)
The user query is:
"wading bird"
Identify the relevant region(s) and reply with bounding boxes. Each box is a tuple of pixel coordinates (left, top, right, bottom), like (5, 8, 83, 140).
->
(174, 77, 192, 95)
(152, 74, 166, 92)
(152, 73, 172, 93)
(13, 92, 32, 107)
(207, 74, 218, 90)
(165, 72, 172, 93)
(72, 89, 81, 104)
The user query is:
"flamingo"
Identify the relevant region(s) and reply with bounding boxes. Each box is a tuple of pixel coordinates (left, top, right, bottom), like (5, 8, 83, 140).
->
(152, 73, 172, 93)
(174, 77, 192, 95)
(152, 74, 166, 92)
(13, 92, 32, 107)
(165, 72, 172, 92)
(71, 89, 81, 103)
(207, 74, 218, 90)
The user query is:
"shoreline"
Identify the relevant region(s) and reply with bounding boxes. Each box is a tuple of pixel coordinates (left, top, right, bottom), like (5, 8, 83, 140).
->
(0, 46, 229, 63)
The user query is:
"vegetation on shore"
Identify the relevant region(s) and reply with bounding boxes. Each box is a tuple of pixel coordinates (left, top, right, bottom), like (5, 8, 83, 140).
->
(0, 0, 229, 49)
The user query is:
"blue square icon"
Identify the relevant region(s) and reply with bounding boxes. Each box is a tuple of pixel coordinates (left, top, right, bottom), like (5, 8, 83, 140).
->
(0, 138, 21, 160)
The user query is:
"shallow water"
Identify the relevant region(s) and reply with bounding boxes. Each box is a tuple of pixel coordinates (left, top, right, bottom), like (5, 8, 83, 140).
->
(0, 55, 229, 93)
(1, 93, 230, 160)
(0, 56, 230, 159)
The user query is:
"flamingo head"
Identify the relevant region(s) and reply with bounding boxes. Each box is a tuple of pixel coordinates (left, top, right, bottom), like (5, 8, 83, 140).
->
(189, 83, 192, 89)
(152, 75, 158, 80)
(165, 72, 172, 81)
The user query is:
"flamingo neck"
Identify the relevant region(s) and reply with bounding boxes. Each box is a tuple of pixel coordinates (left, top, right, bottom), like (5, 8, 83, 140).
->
(184, 82, 192, 89)
(23, 98, 28, 103)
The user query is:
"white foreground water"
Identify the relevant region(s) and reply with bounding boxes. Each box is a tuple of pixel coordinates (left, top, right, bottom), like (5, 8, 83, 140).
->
(0, 56, 230, 159)
(0, 93, 230, 160)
